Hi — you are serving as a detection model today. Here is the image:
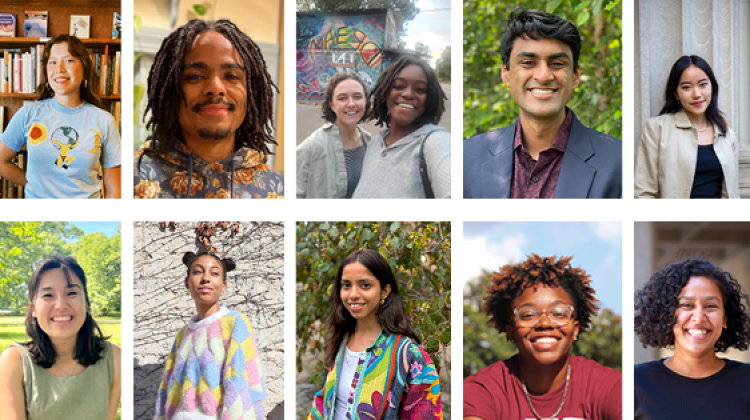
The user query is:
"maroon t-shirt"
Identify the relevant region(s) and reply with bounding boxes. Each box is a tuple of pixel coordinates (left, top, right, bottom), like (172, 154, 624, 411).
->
(464, 355, 622, 420)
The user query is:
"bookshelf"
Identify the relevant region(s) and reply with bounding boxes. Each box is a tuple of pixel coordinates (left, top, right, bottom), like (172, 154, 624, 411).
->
(0, 0, 120, 198)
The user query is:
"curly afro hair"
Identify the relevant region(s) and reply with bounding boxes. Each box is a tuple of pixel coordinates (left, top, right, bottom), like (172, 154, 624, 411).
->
(634, 259, 750, 352)
(483, 254, 599, 335)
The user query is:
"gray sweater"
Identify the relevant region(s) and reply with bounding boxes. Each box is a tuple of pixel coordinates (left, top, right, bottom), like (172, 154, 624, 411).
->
(352, 124, 451, 198)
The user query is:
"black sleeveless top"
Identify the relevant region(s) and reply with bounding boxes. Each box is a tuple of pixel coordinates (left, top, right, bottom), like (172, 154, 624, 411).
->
(690, 144, 723, 198)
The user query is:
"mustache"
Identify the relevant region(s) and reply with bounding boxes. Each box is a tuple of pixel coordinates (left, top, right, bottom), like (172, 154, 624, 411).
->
(191, 99, 236, 112)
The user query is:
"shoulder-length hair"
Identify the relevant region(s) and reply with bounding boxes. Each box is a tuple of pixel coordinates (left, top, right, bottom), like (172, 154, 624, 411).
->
(367, 55, 446, 129)
(635, 259, 750, 352)
(659, 55, 727, 136)
(24, 256, 108, 368)
(36, 34, 101, 108)
(324, 249, 419, 367)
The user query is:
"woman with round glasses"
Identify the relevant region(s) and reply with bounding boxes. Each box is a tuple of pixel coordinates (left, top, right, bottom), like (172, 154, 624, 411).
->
(634, 259, 750, 418)
(464, 254, 622, 420)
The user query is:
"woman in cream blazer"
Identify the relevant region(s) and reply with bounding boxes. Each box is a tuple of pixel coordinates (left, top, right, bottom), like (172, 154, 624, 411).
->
(635, 55, 739, 199)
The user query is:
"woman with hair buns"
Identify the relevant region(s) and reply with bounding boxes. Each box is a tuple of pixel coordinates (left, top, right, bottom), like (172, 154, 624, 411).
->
(154, 251, 266, 420)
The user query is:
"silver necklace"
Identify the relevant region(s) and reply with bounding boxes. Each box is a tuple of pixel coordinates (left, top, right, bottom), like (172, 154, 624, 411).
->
(520, 363, 571, 420)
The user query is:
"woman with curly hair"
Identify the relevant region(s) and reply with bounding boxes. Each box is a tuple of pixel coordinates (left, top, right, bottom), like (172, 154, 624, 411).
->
(464, 254, 622, 420)
(634, 259, 750, 418)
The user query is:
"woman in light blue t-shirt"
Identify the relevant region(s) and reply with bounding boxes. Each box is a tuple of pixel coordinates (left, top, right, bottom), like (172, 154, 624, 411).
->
(0, 34, 121, 198)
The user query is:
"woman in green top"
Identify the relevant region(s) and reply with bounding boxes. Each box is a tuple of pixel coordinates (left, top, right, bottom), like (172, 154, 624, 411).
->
(0, 256, 121, 420)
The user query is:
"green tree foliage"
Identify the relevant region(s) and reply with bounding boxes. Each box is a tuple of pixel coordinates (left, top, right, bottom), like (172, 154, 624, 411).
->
(463, 0, 622, 139)
(415, 41, 431, 58)
(0, 222, 121, 317)
(436, 46, 451, 82)
(463, 269, 622, 378)
(297, 221, 451, 385)
(297, 0, 419, 38)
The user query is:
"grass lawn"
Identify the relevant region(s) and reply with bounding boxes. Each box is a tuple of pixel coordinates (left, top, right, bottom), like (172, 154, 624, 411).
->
(0, 317, 122, 419)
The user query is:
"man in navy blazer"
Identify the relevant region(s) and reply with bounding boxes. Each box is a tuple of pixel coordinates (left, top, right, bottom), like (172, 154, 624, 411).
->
(464, 114, 622, 198)
(463, 9, 622, 199)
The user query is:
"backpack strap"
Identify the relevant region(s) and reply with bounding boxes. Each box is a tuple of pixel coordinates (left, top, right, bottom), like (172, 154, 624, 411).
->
(419, 131, 436, 199)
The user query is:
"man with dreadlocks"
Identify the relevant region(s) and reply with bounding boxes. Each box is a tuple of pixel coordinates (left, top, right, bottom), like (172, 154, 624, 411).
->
(134, 19, 283, 199)
(464, 254, 622, 420)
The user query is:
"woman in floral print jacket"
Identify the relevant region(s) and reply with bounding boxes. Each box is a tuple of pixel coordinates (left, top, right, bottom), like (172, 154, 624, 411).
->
(308, 249, 441, 420)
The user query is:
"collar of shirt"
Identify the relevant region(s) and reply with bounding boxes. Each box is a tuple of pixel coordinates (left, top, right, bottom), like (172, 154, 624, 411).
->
(513, 107, 575, 158)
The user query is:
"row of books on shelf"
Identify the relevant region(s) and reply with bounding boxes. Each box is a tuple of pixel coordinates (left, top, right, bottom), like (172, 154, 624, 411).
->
(0, 12, 121, 39)
(0, 47, 121, 96)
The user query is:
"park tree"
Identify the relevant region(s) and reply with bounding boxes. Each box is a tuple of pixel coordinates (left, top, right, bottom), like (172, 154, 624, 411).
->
(415, 41, 430, 58)
(436, 46, 451, 82)
(69, 227, 122, 316)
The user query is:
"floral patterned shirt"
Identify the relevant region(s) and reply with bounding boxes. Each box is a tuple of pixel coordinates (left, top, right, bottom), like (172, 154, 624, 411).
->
(133, 141, 283, 199)
(308, 331, 442, 420)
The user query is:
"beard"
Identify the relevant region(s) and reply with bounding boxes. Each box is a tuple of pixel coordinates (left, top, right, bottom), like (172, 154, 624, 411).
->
(198, 127, 233, 140)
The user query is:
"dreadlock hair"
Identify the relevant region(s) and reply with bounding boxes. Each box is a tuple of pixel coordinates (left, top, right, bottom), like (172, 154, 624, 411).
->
(144, 19, 277, 157)
(483, 254, 599, 335)
(366, 55, 446, 128)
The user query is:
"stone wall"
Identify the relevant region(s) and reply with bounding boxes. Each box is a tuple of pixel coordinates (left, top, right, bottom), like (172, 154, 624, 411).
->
(133, 221, 284, 420)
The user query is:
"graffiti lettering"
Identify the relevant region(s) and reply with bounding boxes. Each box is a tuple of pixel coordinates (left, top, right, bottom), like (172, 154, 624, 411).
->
(307, 25, 382, 68)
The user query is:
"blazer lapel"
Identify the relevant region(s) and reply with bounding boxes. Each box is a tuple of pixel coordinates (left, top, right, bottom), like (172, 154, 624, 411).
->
(556, 116, 596, 198)
(480, 123, 515, 198)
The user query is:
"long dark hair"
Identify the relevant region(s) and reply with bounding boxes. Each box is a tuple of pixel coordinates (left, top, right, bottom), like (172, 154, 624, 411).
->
(659, 55, 727, 136)
(144, 19, 277, 157)
(37, 34, 101, 108)
(24, 256, 107, 368)
(324, 249, 419, 367)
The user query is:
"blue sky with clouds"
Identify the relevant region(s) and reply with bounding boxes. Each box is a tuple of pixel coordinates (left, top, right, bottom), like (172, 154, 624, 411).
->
(402, 0, 451, 61)
(70, 222, 120, 236)
(464, 222, 623, 314)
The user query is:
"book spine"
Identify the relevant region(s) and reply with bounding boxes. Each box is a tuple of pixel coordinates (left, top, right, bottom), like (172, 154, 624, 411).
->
(113, 51, 120, 95)
(100, 46, 108, 96)
(13, 53, 20, 93)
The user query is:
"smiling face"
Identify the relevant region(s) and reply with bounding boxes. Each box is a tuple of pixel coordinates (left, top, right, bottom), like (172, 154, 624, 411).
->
(672, 276, 726, 358)
(185, 255, 227, 307)
(675, 65, 712, 120)
(330, 79, 366, 128)
(506, 284, 579, 366)
(31, 268, 87, 342)
(386, 64, 428, 130)
(46, 42, 84, 99)
(501, 37, 580, 123)
(178, 30, 247, 143)
(340, 261, 391, 325)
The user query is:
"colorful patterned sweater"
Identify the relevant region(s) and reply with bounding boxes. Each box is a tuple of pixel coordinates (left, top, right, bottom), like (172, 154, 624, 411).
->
(308, 331, 441, 420)
(155, 307, 266, 420)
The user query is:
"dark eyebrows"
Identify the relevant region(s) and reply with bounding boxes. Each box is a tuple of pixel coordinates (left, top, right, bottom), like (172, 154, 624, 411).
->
(679, 295, 721, 302)
(680, 78, 709, 86)
(183, 62, 244, 71)
(516, 51, 571, 61)
(40, 284, 82, 292)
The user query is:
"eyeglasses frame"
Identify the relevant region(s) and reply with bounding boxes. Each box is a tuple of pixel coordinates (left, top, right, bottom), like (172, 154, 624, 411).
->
(513, 305, 576, 328)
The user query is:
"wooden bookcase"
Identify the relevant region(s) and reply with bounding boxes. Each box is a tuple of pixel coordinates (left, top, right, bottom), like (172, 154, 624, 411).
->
(0, 0, 120, 198)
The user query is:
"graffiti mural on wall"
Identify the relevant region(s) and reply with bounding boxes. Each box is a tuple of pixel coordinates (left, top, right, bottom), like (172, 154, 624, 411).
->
(297, 13, 389, 99)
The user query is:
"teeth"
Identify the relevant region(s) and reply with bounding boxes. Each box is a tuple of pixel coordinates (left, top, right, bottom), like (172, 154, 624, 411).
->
(350, 304, 362, 308)
(688, 329, 708, 336)
(346, 111, 358, 115)
(399, 104, 414, 109)
(531, 89, 555, 94)
(53, 316, 72, 321)
(534, 337, 557, 344)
